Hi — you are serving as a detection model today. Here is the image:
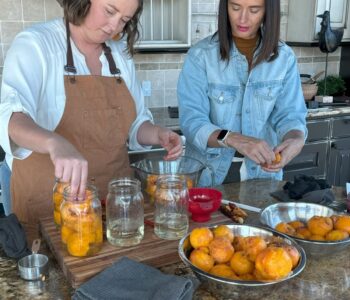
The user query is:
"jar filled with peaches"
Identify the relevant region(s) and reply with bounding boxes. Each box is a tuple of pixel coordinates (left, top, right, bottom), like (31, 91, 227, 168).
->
(60, 184, 103, 257)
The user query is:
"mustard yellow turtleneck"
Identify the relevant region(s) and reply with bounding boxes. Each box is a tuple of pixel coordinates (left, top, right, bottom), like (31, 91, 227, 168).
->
(233, 34, 260, 69)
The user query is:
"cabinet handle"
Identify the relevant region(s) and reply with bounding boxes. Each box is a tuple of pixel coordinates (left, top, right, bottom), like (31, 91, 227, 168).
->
(331, 142, 337, 149)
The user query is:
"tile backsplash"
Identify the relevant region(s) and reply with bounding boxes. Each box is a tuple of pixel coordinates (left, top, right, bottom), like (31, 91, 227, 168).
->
(0, 0, 341, 107)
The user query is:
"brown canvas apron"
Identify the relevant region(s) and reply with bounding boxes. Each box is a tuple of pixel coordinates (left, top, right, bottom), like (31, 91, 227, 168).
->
(11, 24, 137, 231)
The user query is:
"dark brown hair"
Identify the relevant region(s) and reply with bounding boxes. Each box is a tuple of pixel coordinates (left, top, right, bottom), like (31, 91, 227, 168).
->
(62, 0, 143, 56)
(217, 0, 280, 67)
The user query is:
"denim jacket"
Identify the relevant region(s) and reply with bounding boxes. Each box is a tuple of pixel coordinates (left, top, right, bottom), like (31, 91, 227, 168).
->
(177, 35, 307, 186)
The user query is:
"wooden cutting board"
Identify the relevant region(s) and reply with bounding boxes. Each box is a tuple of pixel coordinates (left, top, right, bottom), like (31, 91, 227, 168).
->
(39, 208, 231, 288)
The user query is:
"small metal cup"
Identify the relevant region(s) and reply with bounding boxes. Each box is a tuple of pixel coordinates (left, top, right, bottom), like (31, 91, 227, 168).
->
(18, 239, 49, 281)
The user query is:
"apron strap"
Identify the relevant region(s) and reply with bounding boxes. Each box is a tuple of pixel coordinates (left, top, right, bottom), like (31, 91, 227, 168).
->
(102, 43, 121, 77)
(64, 18, 77, 74)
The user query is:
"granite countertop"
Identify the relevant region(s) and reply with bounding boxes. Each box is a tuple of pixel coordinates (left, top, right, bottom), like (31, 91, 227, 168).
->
(1, 179, 349, 300)
(149, 106, 350, 133)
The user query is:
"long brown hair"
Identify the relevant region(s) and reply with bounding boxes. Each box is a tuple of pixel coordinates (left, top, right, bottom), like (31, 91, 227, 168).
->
(62, 0, 143, 56)
(217, 0, 280, 67)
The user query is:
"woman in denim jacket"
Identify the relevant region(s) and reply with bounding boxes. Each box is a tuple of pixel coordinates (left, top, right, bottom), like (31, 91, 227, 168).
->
(178, 0, 307, 186)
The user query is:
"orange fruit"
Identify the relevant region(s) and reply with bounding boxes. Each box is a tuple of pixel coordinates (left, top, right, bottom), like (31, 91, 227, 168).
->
(209, 264, 238, 279)
(189, 249, 215, 272)
(307, 216, 333, 236)
(239, 273, 256, 281)
(288, 220, 305, 230)
(282, 245, 300, 268)
(66, 233, 90, 257)
(325, 229, 349, 241)
(54, 210, 61, 226)
(213, 225, 234, 243)
(243, 236, 267, 262)
(255, 247, 293, 280)
(334, 215, 350, 234)
(61, 225, 73, 244)
(189, 227, 214, 249)
(230, 251, 255, 275)
(233, 236, 246, 251)
(209, 237, 235, 263)
(197, 246, 210, 254)
(295, 227, 312, 239)
(309, 234, 326, 241)
(275, 222, 296, 236)
(272, 152, 282, 164)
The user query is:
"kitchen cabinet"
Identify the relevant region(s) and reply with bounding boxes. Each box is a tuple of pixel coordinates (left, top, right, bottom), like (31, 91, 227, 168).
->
(284, 115, 350, 186)
(137, 0, 191, 49)
(286, 0, 349, 42)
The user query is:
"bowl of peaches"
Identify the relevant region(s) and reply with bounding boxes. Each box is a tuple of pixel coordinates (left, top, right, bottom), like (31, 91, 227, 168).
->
(178, 224, 306, 296)
(260, 202, 350, 256)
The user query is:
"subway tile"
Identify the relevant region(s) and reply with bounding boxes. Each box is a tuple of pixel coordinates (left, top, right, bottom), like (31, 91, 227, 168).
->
(23, 21, 40, 29)
(0, 0, 22, 21)
(45, 0, 63, 20)
(23, 0, 45, 21)
(298, 57, 313, 63)
(2, 44, 11, 61)
(164, 69, 180, 89)
(159, 63, 180, 70)
(139, 63, 160, 70)
(1, 22, 23, 44)
(299, 47, 314, 57)
(148, 89, 164, 108)
(164, 53, 183, 62)
(164, 89, 178, 107)
(136, 70, 147, 83)
(0, 46, 3, 66)
(147, 70, 165, 90)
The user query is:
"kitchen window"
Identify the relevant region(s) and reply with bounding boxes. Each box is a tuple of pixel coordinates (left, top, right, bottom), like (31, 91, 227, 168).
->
(137, 0, 191, 50)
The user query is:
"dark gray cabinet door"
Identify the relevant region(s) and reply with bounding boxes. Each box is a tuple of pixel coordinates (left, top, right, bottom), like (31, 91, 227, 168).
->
(327, 137, 350, 186)
(283, 142, 328, 181)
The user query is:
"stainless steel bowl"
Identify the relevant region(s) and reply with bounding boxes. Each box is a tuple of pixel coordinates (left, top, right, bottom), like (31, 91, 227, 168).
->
(260, 202, 350, 256)
(178, 224, 306, 297)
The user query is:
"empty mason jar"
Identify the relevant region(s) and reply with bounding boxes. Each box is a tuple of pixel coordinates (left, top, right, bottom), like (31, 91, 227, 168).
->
(60, 184, 103, 257)
(154, 175, 189, 240)
(106, 178, 144, 247)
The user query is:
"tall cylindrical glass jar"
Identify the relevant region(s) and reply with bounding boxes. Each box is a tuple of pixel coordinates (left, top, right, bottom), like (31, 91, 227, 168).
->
(52, 180, 69, 227)
(60, 185, 103, 257)
(106, 178, 144, 247)
(154, 175, 189, 240)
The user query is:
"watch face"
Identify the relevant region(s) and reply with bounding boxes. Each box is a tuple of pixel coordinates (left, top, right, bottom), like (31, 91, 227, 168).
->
(217, 130, 228, 140)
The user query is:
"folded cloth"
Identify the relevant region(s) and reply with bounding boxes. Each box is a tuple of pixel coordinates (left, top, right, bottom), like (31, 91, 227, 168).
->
(0, 214, 31, 259)
(271, 188, 335, 206)
(283, 175, 331, 200)
(73, 257, 199, 300)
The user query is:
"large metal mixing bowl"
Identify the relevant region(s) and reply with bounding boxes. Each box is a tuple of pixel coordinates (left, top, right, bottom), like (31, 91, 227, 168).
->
(260, 202, 350, 256)
(178, 224, 306, 298)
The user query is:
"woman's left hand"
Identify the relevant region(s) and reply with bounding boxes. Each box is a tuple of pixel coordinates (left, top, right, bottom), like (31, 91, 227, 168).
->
(158, 128, 183, 160)
(261, 131, 305, 173)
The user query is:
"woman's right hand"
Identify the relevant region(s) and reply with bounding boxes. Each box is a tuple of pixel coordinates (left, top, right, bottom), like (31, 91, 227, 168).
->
(47, 134, 88, 197)
(225, 132, 276, 166)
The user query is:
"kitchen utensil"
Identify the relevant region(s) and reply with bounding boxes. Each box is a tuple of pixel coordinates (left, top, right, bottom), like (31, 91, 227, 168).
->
(221, 199, 262, 213)
(188, 188, 222, 222)
(260, 202, 350, 256)
(154, 175, 189, 240)
(18, 239, 49, 281)
(178, 224, 306, 298)
(130, 156, 215, 200)
(303, 71, 325, 84)
(106, 178, 144, 247)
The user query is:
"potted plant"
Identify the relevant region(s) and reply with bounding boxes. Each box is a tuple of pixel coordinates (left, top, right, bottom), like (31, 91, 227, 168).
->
(316, 75, 346, 96)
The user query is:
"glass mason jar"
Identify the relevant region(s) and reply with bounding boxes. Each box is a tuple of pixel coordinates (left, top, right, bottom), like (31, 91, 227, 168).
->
(52, 180, 69, 227)
(154, 175, 189, 240)
(106, 178, 144, 247)
(60, 184, 103, 257)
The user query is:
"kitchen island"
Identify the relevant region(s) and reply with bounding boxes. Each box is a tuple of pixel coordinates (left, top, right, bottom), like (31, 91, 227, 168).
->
(0, 179, 349, 300)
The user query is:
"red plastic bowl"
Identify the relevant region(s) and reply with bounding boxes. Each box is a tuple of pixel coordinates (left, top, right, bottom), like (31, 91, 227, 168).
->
(188, 188, 222, 222)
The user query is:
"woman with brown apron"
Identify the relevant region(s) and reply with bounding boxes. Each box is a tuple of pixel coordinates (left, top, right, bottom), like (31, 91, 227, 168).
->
(0, 0, 182, 235)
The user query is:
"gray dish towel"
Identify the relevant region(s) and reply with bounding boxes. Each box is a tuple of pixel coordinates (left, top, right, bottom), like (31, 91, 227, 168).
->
(73, 257, 199, 300)
(270, 188, 335, 205)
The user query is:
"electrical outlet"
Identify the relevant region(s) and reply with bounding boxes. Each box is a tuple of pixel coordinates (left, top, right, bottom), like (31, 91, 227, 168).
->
(142, 80, 152, 97)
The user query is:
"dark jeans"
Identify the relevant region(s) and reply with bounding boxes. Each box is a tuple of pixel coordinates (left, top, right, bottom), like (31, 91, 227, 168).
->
(0, 160, 11, 215)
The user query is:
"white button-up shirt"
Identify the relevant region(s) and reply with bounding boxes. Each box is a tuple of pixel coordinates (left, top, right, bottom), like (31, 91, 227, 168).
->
(0, 18, 153, 170)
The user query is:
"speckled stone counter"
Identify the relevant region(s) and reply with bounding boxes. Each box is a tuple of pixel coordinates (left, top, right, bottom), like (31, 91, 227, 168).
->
(1, 180, 349, 299)
(149, 106, 350, 132)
